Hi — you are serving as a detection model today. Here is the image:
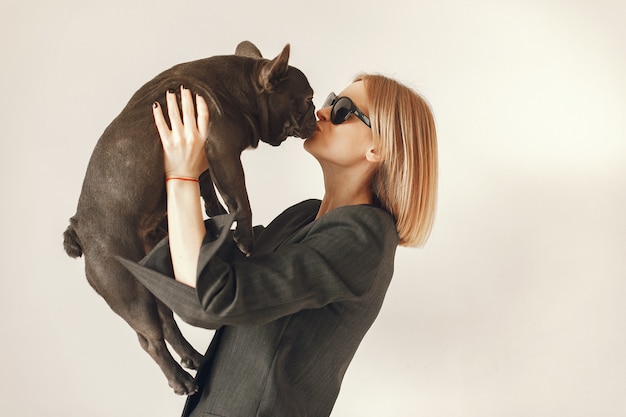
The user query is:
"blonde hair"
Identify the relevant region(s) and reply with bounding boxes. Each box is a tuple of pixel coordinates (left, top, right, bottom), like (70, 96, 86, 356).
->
(356, 74, 438, 247)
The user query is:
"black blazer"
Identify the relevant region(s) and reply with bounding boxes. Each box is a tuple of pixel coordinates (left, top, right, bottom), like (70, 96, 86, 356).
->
(119, 199, 399, 417)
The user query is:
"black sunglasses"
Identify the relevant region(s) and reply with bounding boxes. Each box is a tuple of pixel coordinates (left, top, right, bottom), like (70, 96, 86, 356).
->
(323, 92, 371, 128)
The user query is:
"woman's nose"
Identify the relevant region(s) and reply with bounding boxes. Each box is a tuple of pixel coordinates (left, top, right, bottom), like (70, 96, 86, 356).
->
(316, 106, 330, 121)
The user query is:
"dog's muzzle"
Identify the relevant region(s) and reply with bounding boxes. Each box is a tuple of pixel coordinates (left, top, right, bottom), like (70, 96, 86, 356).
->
(289, 110, 317, 139)
(267, 110, 317, 145)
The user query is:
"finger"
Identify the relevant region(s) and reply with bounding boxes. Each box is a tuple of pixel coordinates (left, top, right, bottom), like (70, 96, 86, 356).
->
(152, 101, 171, 144)
(166, 90, 183, 134)
(196, 94, 210, 139)
(181, 85, 195, 133)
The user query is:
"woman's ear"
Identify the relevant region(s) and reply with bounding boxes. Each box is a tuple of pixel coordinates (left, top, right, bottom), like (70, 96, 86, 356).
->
(365, 146, 382, 163)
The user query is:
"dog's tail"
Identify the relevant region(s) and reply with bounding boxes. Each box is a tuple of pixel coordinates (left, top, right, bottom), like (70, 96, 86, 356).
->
(63, 222, 83, 258)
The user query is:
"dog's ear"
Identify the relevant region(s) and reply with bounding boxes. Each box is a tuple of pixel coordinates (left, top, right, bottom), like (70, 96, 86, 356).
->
(235, 41, 262, 58)
(257, 44, 290, 92)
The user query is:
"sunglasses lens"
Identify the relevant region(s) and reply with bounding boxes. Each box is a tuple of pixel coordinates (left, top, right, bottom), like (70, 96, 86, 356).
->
(331, 97, 353, 124)
(322, 92, 336, 109)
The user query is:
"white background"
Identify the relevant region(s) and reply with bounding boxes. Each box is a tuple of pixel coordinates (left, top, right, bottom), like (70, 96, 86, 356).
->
(1, 0, 625, 416)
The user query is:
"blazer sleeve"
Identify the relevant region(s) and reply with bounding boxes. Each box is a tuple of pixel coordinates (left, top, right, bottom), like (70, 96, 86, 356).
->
(118, 206, 397, 329)
(116, 213, 245, 329)
(194, 206, 398, 326)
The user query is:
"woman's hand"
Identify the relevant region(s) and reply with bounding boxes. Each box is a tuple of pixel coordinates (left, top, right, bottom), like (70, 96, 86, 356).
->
(152, 86, 210, 288)
(153, 86, 210, 179)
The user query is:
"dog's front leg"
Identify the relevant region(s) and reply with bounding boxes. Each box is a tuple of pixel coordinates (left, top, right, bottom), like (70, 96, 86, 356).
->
(205, 150, 254, 255)
(199, 169, 228, 217)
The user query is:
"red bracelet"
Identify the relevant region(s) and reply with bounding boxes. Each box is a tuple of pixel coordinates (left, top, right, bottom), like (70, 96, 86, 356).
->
(166, 176, 199, 183)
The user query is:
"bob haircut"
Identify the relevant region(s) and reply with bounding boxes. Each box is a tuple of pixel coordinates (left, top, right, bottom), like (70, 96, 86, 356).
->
(356, 74, 438, 247)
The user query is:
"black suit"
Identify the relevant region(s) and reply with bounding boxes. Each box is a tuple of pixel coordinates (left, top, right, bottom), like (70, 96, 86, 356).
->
(120, 199, 398, 417)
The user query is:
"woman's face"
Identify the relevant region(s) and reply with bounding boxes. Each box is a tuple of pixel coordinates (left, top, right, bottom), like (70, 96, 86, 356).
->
(304, 81, 374, 168)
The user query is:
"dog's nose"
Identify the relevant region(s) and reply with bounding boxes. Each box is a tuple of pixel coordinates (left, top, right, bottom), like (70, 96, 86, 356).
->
(300, 118, 318, 139)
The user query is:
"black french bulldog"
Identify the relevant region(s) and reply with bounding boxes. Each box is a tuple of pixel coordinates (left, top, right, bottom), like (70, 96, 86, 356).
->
(63, 41, 317, 395)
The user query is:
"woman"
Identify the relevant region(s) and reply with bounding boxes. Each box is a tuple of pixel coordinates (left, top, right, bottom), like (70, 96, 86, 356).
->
(124, 74, 437, 416)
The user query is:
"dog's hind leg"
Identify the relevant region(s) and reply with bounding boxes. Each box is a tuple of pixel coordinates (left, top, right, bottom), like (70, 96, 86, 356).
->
(83, 244, 198, 395)
(156, 300, 204, 370)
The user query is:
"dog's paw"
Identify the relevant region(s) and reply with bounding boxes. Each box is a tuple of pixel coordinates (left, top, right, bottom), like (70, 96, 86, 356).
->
(233, 228, 253, 256)
(170, 371, 199, 396)
(181, 354, 203, 371)
(236, 240, 253, 257)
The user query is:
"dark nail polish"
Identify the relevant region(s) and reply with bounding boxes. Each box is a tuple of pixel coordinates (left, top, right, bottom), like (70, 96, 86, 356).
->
(152, 101, 158, 108)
